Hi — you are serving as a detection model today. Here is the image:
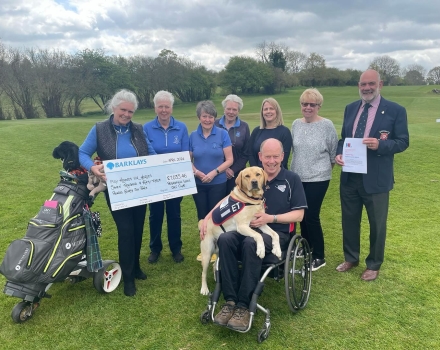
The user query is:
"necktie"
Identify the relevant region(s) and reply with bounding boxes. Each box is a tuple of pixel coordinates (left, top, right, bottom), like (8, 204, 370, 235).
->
(354, 103, 371, 138)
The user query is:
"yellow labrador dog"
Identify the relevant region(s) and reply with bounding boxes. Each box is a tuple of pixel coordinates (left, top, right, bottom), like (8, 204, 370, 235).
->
(200, 166, 282, 295)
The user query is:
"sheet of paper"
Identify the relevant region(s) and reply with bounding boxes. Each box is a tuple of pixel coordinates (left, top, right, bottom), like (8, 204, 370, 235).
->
(103, 151, 197, 211)
(342, 138, 367, 174)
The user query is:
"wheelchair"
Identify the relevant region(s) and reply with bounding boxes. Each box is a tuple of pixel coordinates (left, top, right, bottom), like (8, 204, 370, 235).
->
(199, 233, 312, 343)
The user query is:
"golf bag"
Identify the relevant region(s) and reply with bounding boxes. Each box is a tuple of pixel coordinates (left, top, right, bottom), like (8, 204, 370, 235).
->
(0, 181, 89, 284)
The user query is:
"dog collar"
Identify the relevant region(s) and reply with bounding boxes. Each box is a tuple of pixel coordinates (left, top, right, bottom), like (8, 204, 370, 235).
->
(238, 188, 263, 201)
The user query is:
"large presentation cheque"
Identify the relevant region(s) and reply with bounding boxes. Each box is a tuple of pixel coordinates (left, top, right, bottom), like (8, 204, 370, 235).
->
(103, 151, 197, 211)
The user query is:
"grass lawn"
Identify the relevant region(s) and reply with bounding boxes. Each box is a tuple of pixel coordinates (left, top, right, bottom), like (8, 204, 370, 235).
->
(0, 85, 439, 349)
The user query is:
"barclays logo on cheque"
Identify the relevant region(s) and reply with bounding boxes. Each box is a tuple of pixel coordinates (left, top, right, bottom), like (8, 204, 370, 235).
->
(106, 159, 147, 170)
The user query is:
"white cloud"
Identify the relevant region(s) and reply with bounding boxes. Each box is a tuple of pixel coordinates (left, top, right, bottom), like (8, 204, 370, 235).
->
(1, 0, 439, 72)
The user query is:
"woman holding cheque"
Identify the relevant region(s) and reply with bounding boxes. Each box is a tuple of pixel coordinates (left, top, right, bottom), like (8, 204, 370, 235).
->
(144, 90, 189, 264)
(79, 89, 156, 297)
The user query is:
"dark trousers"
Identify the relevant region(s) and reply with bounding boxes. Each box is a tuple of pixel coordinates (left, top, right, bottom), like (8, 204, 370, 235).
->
(104, 191, 146, 282)
(225, 177, 236, 196)
(149, 197, 182, 255)
(300, 181, 330, 260)
(192, 183, 227, 220)
(217, 231, 290, 308)
(340, 173, 389, 270)
(218, 231, 274, 308)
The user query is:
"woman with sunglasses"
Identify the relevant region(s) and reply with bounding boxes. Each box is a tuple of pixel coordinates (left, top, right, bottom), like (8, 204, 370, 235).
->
(290, 88, 338, 272)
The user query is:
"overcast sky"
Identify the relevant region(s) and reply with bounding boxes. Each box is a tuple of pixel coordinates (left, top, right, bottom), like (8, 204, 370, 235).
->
(1, 0, 439, 74)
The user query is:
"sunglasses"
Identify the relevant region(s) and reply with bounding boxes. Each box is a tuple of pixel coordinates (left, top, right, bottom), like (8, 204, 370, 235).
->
(301, 102, 320, 107)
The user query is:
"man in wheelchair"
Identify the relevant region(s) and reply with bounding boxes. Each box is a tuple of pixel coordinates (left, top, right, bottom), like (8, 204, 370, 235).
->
(202, 138, 307, 331)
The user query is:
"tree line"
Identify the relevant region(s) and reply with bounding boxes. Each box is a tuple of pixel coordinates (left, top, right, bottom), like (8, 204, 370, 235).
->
(0, 44, 215, 120)
(220, 41, 440, 94)
(1, 40, 439, 120)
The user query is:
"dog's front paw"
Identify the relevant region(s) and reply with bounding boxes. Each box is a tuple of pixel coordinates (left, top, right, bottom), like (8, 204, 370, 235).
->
(200, 285, 210, 295)
(256, 243, 266, 259)
(272, 244, 282, 259)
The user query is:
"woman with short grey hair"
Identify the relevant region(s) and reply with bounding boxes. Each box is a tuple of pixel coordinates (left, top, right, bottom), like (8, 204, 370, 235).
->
(190, 101, 233, 260)
(79, 89, 156, 297)
(144, 90, 189, 264)
(153, 90, 174, 106)
(215, 94, 250, 195)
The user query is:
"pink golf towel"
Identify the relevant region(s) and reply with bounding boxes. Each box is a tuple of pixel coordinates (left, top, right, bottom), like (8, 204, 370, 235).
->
(44, 200, 58, 208)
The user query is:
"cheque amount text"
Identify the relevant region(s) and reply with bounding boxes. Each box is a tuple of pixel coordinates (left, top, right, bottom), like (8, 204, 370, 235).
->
(166, 173, 188, 181)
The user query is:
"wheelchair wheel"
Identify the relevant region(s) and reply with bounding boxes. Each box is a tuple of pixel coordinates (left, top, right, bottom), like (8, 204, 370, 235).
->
(93, 260, 122, 293)
(284, 235, 312, 312)
(257, 323, 270, 343)
(200, 310, 211, 324)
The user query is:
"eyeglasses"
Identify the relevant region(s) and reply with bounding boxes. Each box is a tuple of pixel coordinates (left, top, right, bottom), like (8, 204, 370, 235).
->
(301, 102, 320, 107)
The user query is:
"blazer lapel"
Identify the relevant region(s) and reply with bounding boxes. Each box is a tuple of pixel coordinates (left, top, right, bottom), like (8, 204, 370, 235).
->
(369, 97, 388, 137)
(346, 101, 362, 137)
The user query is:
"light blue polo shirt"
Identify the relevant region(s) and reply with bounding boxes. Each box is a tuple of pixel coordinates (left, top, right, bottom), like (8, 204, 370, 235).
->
(143, 116, 189, 154)
(189, 124, 232, 185)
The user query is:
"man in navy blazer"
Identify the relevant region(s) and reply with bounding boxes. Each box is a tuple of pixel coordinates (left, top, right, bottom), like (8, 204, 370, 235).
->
(334, 69, 409, 281)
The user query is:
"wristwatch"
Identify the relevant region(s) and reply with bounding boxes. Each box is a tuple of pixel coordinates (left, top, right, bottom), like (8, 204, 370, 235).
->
(216, 168, 220, 174)
(273, 215, 277, 223)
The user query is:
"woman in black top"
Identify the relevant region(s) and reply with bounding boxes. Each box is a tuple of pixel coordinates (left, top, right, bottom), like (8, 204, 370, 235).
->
(248, 97, 292, 169)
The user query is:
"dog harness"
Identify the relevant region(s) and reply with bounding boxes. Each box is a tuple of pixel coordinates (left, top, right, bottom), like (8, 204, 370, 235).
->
(212, 196, 246, 228)
(212, 195, 262, 232)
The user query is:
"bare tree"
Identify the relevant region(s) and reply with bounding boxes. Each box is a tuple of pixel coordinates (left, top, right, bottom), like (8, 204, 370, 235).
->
(255, 41, 289, 63)
(401, 64, 426, 85)
(28, 48, 71, 117)
(285, 50, 307, 73)
(256, 41, 307, 74)
(300, 52, 327, 86)
(65, 54, 96, 116)
(0, 47, 39, 119)
(401, 64, 426, 77)
(369, 55, 401, 85)
(128, 55, 155, 109)
(427, 66, 440, 85)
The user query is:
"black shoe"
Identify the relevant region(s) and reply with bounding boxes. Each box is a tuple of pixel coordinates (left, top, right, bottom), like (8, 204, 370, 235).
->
(311, 258, 326, 271)
(148, 252, 160, 264)
(172, 252, 184, 263)
(134, 269, 147, 280)
(123, 281, 136, 296)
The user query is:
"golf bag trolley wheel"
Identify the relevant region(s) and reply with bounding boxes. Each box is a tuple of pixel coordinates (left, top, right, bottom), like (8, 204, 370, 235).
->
(93, 260, 122, 293)
(284, 235, 312, 312)
(11, 301, 39, 323)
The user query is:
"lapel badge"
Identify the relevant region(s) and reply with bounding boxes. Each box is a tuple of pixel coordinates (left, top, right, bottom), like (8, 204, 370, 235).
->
(379, 130, 390, 140)
(381, 111, 384, 114)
